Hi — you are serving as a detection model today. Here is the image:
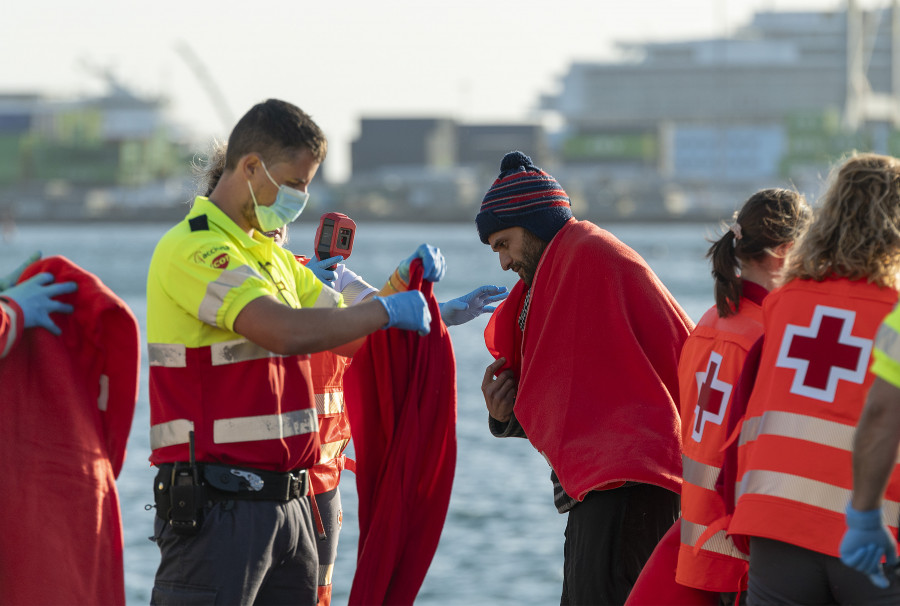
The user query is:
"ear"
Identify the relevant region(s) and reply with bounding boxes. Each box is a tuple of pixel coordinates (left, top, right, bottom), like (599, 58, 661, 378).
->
(237, 153, 262, 179)
(773, 242, 793, 258)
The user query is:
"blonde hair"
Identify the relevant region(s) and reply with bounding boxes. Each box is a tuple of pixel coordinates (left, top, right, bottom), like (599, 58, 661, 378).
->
(191, 139, 228, 198)
(781, 152, 900, 289)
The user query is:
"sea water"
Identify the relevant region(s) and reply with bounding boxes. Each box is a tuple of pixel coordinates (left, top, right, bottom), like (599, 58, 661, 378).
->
(0, 219, 719, 605)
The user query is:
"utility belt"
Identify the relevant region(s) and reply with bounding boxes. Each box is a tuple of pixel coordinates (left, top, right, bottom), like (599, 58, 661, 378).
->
(153, 462, 309, 535)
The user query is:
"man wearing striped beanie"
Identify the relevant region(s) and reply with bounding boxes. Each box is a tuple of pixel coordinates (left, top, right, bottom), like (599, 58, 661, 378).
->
(476, 151, 573, 246)
(478, 151, 694, 605)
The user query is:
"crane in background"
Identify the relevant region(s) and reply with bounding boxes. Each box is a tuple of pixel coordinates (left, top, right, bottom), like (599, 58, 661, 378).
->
(174, 41, 234, 133)
(843, 0, 900, 129)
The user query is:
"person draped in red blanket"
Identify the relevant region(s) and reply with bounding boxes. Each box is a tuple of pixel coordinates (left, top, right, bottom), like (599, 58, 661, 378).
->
(726, 153, 900, 604)
(626, 189, 811, 606)
(478, 151, 694, 605)
(0, 252, 141, 606)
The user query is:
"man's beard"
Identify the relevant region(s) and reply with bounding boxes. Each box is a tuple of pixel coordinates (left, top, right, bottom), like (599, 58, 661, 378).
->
(242, 201, 262, 232)
(515, 231, 548, 286)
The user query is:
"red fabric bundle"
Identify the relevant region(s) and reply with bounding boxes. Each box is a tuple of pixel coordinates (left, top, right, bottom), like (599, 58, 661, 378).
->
(0, 256, 140, 605)
(344, 260, 457, 605)
(625, 520, 721, 606)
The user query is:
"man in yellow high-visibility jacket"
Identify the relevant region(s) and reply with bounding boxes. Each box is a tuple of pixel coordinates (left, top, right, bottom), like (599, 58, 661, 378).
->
(146, 98, 441, 605)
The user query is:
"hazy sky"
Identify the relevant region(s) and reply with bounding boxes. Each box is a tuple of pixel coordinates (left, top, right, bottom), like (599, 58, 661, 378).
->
(2, 0, 887, 180)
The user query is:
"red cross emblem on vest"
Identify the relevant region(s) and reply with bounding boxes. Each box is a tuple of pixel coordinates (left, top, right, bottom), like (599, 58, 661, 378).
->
(692, 351, 732, 442)
(775, 305, 873, 402)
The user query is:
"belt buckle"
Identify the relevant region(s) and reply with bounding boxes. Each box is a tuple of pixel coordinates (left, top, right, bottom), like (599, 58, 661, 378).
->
(291, 470, 307, 499)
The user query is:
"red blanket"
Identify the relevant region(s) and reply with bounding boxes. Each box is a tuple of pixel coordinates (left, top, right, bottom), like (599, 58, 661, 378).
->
(485, 219, 692, 500)
(0, 256, 139, 605)
(343, 260, 457, 606)
(625, 520, 720, 606)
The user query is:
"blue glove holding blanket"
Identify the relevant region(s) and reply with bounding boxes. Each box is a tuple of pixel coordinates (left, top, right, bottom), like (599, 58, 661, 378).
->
(374, 290, 432, 336)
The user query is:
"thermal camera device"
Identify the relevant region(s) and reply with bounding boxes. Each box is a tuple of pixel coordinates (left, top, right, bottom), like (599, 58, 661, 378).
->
(315, 212, 356, 269)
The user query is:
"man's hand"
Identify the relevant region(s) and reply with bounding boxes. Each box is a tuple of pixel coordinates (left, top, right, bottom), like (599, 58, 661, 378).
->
(398, 243, 446, 283)
(482, 357, 516, 422)
(374, 291, 432, 336)
(840, 504, 899, 588)
(308, 257, 342, 288)
(439, 285, 509, 326)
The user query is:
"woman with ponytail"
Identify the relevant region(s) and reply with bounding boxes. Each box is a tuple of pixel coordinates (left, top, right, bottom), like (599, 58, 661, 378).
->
(708, 189, 810, 318)
(628, 188, 810, 606)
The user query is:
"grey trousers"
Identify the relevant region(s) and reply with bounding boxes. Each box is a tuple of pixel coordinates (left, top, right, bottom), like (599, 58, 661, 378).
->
(151, 497, 318, 605)
(748, 536, 900, 605)
(314, 487, 343, 595)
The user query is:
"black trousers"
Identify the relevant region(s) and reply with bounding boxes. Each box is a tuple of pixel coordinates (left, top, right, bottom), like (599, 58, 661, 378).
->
(560, 483, 680, 606)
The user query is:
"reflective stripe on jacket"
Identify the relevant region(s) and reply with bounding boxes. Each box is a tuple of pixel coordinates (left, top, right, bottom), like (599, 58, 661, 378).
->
(730, 277, 900, 557)
(871, 301, 900, 387)
(309, 350, 352, 494)
(147, 198, 341, 472)
(149, 340, 320, 471)
(676, 284, 765, 591)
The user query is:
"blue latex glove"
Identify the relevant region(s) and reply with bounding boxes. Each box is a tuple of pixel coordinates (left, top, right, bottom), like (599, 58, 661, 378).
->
(0, 251, 41, 291)
(308, 256, 343, 288)
(840, 504, 898, 588)
(439, 285, 509, 326)
(398, 244, 446, 283)
(374, 291, 431, 336)
(2, 272, 78, 335)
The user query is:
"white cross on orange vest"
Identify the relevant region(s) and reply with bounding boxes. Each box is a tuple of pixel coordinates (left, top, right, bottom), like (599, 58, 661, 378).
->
(693, 351, 732, 442)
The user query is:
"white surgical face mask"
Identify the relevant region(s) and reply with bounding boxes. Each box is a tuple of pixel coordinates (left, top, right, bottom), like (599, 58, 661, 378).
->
(247, 160, 309, 232)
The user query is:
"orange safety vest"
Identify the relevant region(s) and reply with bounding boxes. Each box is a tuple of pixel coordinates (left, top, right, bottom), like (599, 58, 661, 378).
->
(730, 277, 900, 557)
(676, 283, 766, 592)
(309, 350, 352, 494)
(149, 346, 320, 472)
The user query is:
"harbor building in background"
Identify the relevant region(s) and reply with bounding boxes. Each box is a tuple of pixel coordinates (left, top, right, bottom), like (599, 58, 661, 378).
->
(3, 1, 900, 223)
(539, 0, 900, 218)
(343, 1, 900, 221)
(344, 118, 547, 220)
(0, 80, 193, 222)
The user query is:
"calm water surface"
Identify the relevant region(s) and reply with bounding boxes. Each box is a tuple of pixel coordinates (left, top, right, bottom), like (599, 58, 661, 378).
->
(0, 219, 719, 605)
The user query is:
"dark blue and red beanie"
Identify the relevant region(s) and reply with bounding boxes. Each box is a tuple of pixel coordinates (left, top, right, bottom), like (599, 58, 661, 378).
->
(476, 151, 573, 244)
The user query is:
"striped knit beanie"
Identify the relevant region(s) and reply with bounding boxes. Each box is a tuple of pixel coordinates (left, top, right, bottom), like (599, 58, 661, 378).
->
(476, 151, 572, 244)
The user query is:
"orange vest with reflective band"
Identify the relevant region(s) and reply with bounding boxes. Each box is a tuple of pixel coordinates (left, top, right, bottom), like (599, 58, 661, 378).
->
(676, 287, 764, 592)
(149, 346, 320, 472)
(309, 350, 352, 494)
(675, 290, 765, 591)
(730, 277, 900, 557)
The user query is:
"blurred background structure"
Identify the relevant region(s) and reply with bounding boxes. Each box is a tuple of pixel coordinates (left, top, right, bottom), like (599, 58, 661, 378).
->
(2, 0, 900, 223)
